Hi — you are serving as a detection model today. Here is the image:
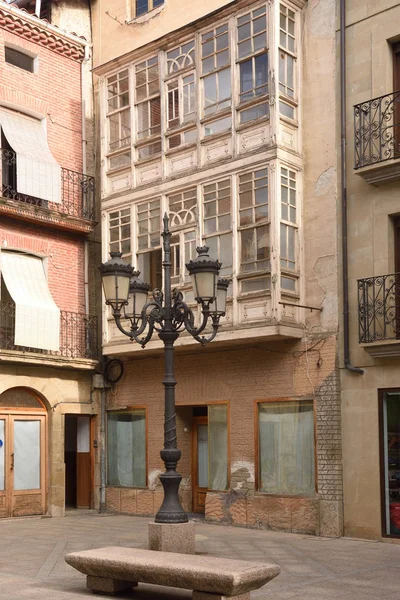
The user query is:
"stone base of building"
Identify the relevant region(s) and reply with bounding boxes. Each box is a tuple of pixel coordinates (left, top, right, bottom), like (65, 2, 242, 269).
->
(106, 488, 343, 538)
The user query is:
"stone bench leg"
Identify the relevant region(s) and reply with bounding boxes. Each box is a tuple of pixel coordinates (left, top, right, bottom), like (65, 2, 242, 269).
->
(193, 593, 250, 600)
(86, 576, 138, 594)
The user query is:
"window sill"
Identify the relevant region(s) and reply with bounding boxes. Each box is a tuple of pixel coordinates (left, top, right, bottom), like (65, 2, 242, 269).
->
(165, 142, 197, 157)
(106, 164, 131, 177)
(134, 154, 162, 167)
(200, 108, 232, 126)
(237, 290, 271, 301)
(201, 129, 232, 145)
(237, 269, 271, 280)
(255, 491, 317, 499)
(236, 115, 270, 133)
(166, 122, 197, 135)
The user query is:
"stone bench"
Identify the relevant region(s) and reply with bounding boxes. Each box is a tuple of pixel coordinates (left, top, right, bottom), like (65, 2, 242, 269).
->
(65, 546, 280, 599)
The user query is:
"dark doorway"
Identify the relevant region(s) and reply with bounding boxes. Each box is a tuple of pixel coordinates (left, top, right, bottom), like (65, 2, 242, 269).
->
(65, 415, 91, 508)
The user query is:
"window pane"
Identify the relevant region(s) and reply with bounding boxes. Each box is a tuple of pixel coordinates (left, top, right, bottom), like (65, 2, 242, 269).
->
(241, 276, 270, 292)
(259, 401, 315, 494)
(107, 410, 146, 487)
(240, 102, 268, 124)
(240, 59, 253, 96)
(209, 404, 228, 491)
(14, 420, 41, 491)
(136, 0, 148, 16)
(204, 116, 231, 136)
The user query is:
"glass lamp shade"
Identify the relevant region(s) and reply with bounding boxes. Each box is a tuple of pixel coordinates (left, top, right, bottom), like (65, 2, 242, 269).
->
(99, 252, 133, 308)
(209, 279, 229, 315)
(124, 271, 151, 319)
(186, 246, 221, 303)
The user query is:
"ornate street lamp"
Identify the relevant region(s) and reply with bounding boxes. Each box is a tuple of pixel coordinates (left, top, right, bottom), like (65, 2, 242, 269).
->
(99, 214, 227, 524)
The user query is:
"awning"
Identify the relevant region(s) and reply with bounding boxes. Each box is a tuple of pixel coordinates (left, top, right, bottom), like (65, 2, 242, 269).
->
(0, 251, 60, 351)
(0, 109, 61, 203)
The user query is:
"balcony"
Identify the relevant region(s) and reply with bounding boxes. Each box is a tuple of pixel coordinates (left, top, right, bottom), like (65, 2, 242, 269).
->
(0, 301, 99, 367)
(358, 273, 400, 357)
(354, 91, 400, 185)
(0, 149, 96, 233)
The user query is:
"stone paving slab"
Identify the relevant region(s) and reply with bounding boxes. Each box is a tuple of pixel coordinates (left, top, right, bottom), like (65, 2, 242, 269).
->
(0, 512, 398, 599)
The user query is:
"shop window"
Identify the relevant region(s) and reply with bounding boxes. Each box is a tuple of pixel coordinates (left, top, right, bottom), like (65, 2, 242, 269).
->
(107, 409, 146, 488)
(381, 391, 400, 536)
(258, 400, 315, 495)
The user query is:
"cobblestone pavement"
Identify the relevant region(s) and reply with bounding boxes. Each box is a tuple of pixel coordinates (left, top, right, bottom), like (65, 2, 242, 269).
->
(0, 512, 398, 599)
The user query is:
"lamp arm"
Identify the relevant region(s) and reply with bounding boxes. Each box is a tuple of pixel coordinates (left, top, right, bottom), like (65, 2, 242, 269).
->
(113, 309, 136, 338)
(190, 316, 220, 346)
(113, 309, 155, 348)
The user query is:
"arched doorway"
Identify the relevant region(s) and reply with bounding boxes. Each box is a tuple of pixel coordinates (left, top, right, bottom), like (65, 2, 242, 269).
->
(0, 388, 47, 518)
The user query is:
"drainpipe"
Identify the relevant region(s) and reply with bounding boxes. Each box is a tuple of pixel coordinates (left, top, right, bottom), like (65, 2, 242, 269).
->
(99, 384, 107, 513)
(340, 0, 364, 375)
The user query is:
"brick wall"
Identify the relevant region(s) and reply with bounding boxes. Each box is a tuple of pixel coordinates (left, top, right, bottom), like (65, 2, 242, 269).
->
(0, 217, 85, 313)
(105, 334, 343, 536)
(0, 23, 88, 316)
(0, 29, 83, 173)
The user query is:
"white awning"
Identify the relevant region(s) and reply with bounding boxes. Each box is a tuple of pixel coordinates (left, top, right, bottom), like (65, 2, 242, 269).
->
(0, 251, 60, 351)
(0, 109, 61, 203)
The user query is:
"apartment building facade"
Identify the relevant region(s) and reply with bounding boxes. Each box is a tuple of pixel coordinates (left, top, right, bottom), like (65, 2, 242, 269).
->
(0, 0, 99, 518)
(341, 0, 400, 540)
(95, 0, 343, 536)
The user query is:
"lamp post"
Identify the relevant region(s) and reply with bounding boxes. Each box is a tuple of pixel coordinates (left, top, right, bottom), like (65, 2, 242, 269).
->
(99, 214, 228, 524)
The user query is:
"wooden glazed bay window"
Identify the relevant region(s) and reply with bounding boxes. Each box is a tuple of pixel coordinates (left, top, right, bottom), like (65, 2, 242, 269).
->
(135, 57, 161, 160)
(237, 6, 268, 104)
(109, 208, 132, 264)
(137, 199, 162, 289)
(238, 168, 270, 292)
(203, 179, 233, 277)
(107, 70, 131, 170)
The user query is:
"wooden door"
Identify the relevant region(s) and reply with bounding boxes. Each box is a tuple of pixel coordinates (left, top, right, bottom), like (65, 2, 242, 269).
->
(0, 416, 8, 517)
(10, 415, 46, 517)
(393, 44, 400, 156)
(192, 417, 208, 514)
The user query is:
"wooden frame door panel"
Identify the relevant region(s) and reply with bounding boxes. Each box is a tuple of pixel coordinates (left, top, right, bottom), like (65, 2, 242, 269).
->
(10, 415, 46, 517)
(192, 416, 208, 514)
(0, 416, 9, 517)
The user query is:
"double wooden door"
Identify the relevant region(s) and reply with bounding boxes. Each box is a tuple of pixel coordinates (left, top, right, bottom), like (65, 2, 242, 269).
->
(0, 414, 46, 517)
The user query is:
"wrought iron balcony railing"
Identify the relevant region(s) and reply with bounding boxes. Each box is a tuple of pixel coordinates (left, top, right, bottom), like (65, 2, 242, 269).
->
(354, 90, 400, 169)
(1, 148, 95, 222)
(0, 301, 98, 360)
(358, 273, 400, 343)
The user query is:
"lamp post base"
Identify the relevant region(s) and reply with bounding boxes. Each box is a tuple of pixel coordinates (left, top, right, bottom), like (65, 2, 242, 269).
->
(148, 521, 195, 554)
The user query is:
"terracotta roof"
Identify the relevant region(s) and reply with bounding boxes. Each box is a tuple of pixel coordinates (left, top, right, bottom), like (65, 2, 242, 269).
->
(0, 1, 86, 61)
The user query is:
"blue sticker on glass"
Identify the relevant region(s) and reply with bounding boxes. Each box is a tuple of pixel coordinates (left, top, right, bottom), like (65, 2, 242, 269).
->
(0, 440, 3, 448)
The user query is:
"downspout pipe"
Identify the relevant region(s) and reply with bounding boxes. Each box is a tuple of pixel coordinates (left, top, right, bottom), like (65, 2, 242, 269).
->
(99, 384, 107, 513)
(340, 0, 364, 375)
